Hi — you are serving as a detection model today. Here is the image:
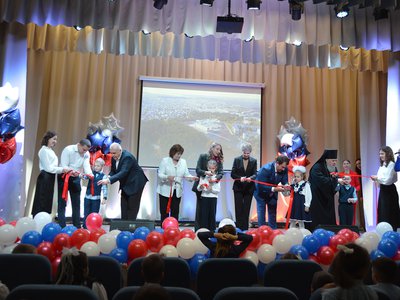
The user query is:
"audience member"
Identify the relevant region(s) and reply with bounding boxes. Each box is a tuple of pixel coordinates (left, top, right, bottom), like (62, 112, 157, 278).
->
(280, 252, 300, 260)
(133, 283, 171, 300)
(11, 243, 37, 254)
(311, 271, 335, 292)
(371, 257, 400, 300)
(0, 281, 9, 300)
(141, 254, 165, 284)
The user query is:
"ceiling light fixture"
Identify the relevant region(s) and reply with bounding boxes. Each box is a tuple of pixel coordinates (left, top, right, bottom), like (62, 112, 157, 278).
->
(289, 0, 304, 21)
(247, 0, 262, 10)
(335, 3, 349, 18)
(73, 25, 82, 31)
(216, 0, 244, 34)
(244, 36, 254, 42)
(292, 40, 302, 46)
(142, 30, 151, 35)
(200, 0, 214, 6)
(340, 45, 349, 51)
(153, 0, 168, 10)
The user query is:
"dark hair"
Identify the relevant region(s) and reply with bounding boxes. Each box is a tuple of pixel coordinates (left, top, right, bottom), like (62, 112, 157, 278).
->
(79, 138, 92, 148)
(311, 270, 334, 292)
(133, 283, 170, 300)
(280, 253, 299, 260)
(141, 254, 165, 284)
(56, 250, 89, 285)
(276, 155, 290, 165)
(41, 131, 57, 146)
(379, 146, 395, 166)
(214, 225, 237, 258)
(12, 243, 37, 254)
(372, 257, 397, 283)
(330, 243, 370, 288)
(169, 144, 184, 158)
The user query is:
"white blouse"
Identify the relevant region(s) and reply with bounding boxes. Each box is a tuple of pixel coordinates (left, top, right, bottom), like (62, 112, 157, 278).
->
(294, 180, 312, 208)
(157, 157, 195, 198)
(377, 161, 398, 186)
(38, 146, 64, 174)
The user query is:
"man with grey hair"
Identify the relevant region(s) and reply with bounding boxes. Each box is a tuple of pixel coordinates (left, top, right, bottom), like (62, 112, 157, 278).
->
(98, 143, 148, 220)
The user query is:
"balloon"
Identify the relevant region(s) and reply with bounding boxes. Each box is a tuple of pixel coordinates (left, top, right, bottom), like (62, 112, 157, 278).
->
(159, 244, 179, 257)
(0, 218, 5, 227)
(257, 225, 273, 244)
(52, 233, 71, 255)
(133, 226, 151, 241)
(51, 256, 62, 280)
(154, 228, 164, 234)
(180, 229, 196, 240)
(102, 136, 113, 154)
(162, 217, 179, 230)
(163, 227, 181, 246)
(302, 235, 320, 254)
(189, 254, 207, 277)
(109, 229, 121, 237)
(308, 254, 319, 264)
(110, 247, 128, 263)
(88, 131, 106, 148)
(285, 228, 304, 246)
(267, 229, 283, 245)
(85, 213, 103, 232)
(218, 218, 236, 228)
(376, 222, 393, 237)
(9, 220, 17, 226)
(61, 225, 78, 236)
(317, 246, 335, 265)
(289, 244, 310, 259)
(176, 237, 196, 259)
(370, 249, 386, 261)
(15, 217, 37, 238)
(300, 228, 312, 237)
(98, 233, 116, 254)
(0, 137, 16, 164)
(0, 224, 18, 246)
(377, 239, 397, 258)
(382, 231, 400, 247)
(352, 231, 360, 241)
(242, 250, 259, 266)
(362, 232, 380, 250)
(21, 230, 42, 247)
(246, 230, 261, 251)
(81, 241, 100, 256)
(116, 231, 134, 251)
(272, 235, 292, 254)
(42, 222, 62, 242)
(70, 228, 90, 249)
(257, 244, 277, 264)
(329, 235, 347, 252)
(0, 108, 23, 136)
(1, 243, 17, 254)
(146, 231, 164, 253)
(392, 250, 400, 261)
(0, 82, 19, 112)
(337, 229, 355, 243)
(89, 228, 106, 243)
(34, 212, 52, 233)
(312, 229, 330, 246)
(37, 241, 56, 261)
(355, 237, 373, 254)
(257, 262, 267, 278)
(127, 239, 148, 259)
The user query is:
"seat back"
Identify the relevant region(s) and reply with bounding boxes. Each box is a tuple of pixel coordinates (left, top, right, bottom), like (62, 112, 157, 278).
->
(112, 286, 200, 300)
(127, 257, 191, 288)
(213, 286, 298, 300)
(88, 256, 122, 299)
(196, 258, 258, 300)
(263, 260, 322, 300)
(6, 284, 98, 300)
(0, 254, 52, 290)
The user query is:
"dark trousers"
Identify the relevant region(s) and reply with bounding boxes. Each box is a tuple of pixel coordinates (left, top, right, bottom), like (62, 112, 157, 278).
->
(194, 190, 202, 231)
(234, 191, 253, 230)
(339, 202, 353, 226)
(32, 171, 56, 216)
(199, 196, 217, 231)
(57, 175, 81, 228)
(256, 198, 278, 229)
(159, 191, 181, 223)
(83, 198, 101, 228)
(120, 189, 143, 220)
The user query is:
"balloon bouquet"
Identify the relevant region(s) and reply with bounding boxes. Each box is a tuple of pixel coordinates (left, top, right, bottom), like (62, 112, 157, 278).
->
(0, 82, 24, 164)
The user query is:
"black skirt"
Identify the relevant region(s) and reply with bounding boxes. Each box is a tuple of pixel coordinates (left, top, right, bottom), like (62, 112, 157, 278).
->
(32, 170, 56, 216)
(378, 184, 400, 230)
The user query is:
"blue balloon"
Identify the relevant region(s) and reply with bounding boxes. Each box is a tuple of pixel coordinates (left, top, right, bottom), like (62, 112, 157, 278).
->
(236, 228, 243, 234)
(133, 226, 150, 241)
(275, 253, 283, 260)
(154, 228, 164, 234)
(189, 254, 207, 278)
(116, 231, 134, 251)
(313, 229, 330, 246)
(289, 244, 310, 259)
(102, 136, 113, 154)
(326, 231, 335, 238)
(41, 222, 62, 242)
(87, 131, 106, 148)
(61, 225, 78, 236)
(382, 231, 400, 247)
(21, 230, 42, 247)
(257, 262, 267, 278)
(109, 248, 128, 264)
(302, 235, 320, 254)
(0, 109, 24, 136)
(378, 239, 397, 258)
(370, 249, 387, 261)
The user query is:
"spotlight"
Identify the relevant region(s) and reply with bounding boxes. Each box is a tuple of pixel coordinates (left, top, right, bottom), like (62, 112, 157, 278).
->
(73, 25, 82, 31)
(153, 0, 168, 10)
(244, 36, 254, 42)
(292, 40, 302, 46)
(289, 0, 304, 21)
(200, 0, 214, 6)
(247, 0, 262, 10)
(184, 33, 194, 38)
(340, 45, 349, 51)
(142, 30, 151, 35)
(373, 6, 389, 20)
(335, 4, 349, 18)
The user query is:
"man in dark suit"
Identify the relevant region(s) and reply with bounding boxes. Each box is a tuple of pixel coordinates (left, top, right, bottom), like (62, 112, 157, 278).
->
(253, 155, 290, 229)
(98, 143, 148, 220)
(231, 143, 258, 230)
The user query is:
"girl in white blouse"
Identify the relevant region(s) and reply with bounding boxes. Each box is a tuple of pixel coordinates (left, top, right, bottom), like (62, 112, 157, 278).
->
(371, 146, 400, 230)
(157, 144, 197, 223)
(32, 131, 70, 216)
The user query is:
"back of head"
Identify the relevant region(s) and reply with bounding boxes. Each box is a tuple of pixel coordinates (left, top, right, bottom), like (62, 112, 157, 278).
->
(330, 243, 370, 288)
(311, 270, 334, 292)
(141, 254, 165, 284)
(133, 283, 170, 300)
(372, 257, 398, 284)
(12, 243, 37, 254)
(56, 249, 89, 285)
(215, 225, 237, 258)
(280, 253, 299, 260)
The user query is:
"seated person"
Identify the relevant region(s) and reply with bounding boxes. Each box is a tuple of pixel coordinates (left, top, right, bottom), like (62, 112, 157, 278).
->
(370, 257, 400, 300)
(141, 254, 165, 284)
(11, 243, 37, 254)
(133, 283, 170, 300)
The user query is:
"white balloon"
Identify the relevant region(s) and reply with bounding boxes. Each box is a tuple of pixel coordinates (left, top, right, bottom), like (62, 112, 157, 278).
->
(257, 244, 277, 264)
(102, 129, 112, 137)
(195, 228, 210, 234)
(362, 232, 380, 250)
(98, 233, 116, 254)
(194, 228, 210, 254)
(0, 224, 18, 246)
(34, 212, 52, 233)
(272, 234, 292, 254)
(355, 237, 373, 253)
(1, 243, 17, 254)
(243, 250, 259, 266)
(176, 237, 196, 259)
(376, 222, 393, 237)
(159, 245, 179, 257)
(300, 228, 312, 237)
(81, 241, 100, 256)
(16, 217, 37, 238)
(109, 229, 121, 237)
(285, 228, 304, 245)
(218, 218, 236, 229)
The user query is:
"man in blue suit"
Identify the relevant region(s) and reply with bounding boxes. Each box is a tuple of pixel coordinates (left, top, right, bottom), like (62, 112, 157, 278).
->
(98, 143, 148, 220)
(254, 155, 290, 229)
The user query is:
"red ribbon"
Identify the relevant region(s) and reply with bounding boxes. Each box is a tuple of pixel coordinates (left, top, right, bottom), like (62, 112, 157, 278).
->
(166, 182, 173, 215)
(285, 189, 295, 230)
(330, 172, 371, 179)
(61, 171, 72, 201)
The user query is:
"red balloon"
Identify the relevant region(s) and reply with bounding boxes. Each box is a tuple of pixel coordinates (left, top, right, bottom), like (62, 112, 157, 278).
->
(329, 235, 347, 252)
(317, 246, 335, 265)
(257, 225, 273, 244)
(352, 231, 360, 241)
(146, 231, 165, 252)
(392, 250, 400, 261)
(0, 218, 6, 226)
(51, 256, 62, 280)
(162, 217, 179, 230)
(309, 254, 320, 264)
(163, 227, 181, 246)
(89, 228, 106, 243)
(180, 229, 196, 240)
(37, 241, 56, 261)
(246, 230, 261, 251)
(0, 137, 16, 164)
(70, 228, 90, 249)
(337, 229, 355, 243)
(9, 220, 17, 226)
(52, 233, 71, 255)
(85, 213, 103, 232)
(266, 229, 283, 245)
(128, 239, 148, 259)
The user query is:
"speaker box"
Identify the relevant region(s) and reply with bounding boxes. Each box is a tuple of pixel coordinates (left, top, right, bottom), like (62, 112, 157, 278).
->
(110, 219, 155, 232)
(316, 224, 360, 234)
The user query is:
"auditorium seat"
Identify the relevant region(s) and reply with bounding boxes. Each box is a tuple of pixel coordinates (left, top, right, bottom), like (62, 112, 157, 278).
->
(6, 284, 98, 300)
(0, 254, 52, 290)
(213, 286, 298, 300)
(112, 286, 200, 300)
(263, 260, 322, 300)
(196, 258, 258, 300)
(127, 256, 191, 288)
